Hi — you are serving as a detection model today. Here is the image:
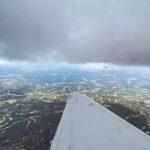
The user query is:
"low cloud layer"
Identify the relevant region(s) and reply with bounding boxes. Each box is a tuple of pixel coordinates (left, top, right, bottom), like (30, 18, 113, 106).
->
(0, 0, 150, 65)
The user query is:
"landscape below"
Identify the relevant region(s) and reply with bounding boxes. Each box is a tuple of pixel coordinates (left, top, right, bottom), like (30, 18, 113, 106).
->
(0, 65, 150, 150)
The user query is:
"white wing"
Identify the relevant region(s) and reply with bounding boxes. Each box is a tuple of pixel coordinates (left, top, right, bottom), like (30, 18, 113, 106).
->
(50, 94, 150, 150)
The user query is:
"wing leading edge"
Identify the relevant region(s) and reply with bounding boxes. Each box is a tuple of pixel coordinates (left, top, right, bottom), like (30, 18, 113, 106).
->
(50, 94, 150, 150)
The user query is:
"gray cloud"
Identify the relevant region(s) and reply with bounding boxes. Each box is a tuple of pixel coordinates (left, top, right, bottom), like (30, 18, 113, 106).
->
(0, 0, 150, 65)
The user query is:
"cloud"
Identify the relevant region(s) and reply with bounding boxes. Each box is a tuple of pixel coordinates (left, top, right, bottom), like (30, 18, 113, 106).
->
(0, 0, 150, 65)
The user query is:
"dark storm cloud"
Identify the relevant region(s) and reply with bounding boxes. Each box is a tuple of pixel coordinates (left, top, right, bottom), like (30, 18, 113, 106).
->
(0, 0, 150, 65)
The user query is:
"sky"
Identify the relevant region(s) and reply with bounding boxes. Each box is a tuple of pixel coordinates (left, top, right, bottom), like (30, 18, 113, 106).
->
(0, 0, 150, 65)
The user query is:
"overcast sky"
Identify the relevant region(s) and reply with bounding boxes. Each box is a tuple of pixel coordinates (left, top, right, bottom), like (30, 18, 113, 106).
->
(0, 0, 150, 65)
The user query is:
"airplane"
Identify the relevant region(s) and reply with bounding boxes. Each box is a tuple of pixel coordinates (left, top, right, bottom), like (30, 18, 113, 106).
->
(50, 94, 150, 150)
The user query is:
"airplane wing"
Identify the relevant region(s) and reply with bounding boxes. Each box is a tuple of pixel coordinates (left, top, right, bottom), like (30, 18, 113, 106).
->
(50, 94, 150, 150)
